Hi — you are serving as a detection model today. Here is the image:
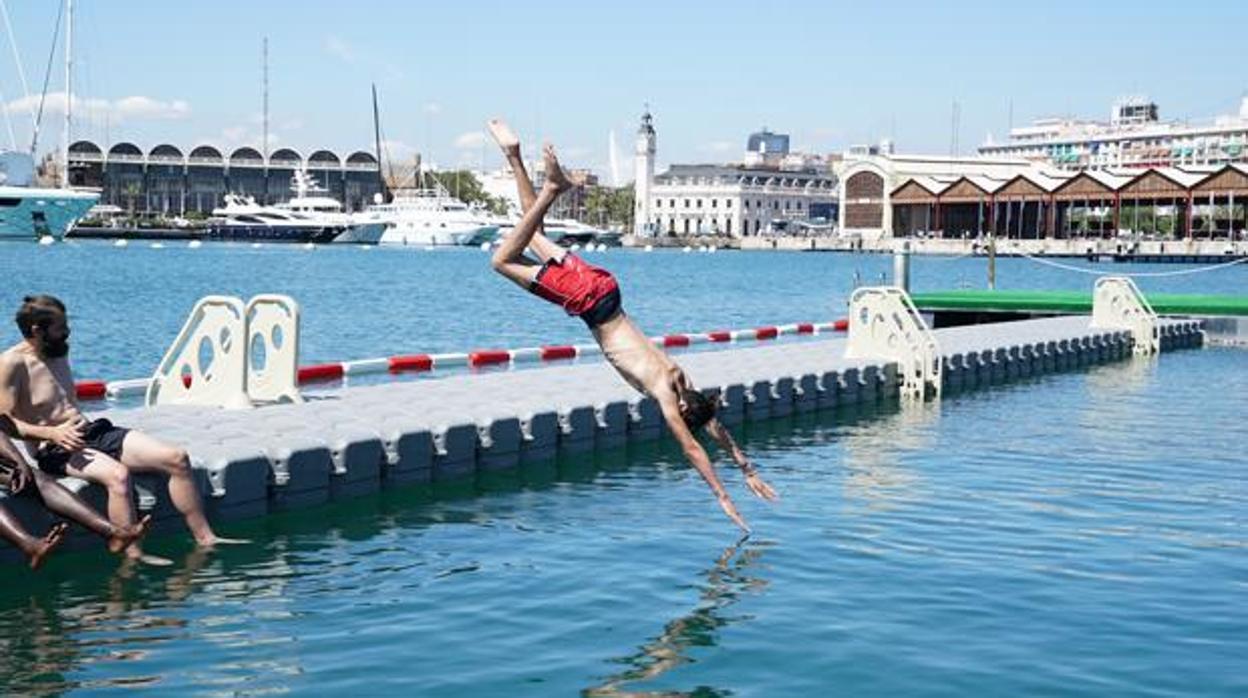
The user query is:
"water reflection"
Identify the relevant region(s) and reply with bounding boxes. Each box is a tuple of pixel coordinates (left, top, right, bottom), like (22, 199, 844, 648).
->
(583, 538, 768, 698)
(839, 401, 940, 507)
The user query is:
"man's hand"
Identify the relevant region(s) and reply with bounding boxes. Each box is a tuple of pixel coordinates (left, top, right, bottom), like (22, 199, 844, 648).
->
(744, 472, 778, 501)
(47, 416, 87, 452)
(717, 493, 751, 534)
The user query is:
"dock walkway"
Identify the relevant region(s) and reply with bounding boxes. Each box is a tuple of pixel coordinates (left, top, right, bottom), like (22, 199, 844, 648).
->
(0, 315, 1204, 562)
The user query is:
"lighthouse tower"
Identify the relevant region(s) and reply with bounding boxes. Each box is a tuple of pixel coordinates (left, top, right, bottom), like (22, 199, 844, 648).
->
(634, 109, 656, 236)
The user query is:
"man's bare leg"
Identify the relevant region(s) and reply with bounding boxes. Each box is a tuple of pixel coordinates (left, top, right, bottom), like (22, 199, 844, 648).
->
(487, 119, 565, 263)
(29, 468, 150, 553)
(491, 145, 572, 288)
(67, 452, 172, 565)
(118, 431, 248, 548)
(0, 505, 67, 570)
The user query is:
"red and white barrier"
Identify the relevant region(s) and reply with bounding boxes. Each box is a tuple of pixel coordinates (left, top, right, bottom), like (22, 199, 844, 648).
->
(76, 317, 849, 401)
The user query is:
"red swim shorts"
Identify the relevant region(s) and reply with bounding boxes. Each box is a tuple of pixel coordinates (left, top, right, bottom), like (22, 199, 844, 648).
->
(530, 253, 621, 326)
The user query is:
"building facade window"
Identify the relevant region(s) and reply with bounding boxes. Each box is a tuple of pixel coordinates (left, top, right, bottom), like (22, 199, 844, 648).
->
(711, 199, 717, 208)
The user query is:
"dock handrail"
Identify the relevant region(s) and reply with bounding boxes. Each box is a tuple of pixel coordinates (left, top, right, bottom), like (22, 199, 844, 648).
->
(245, 295, 303, 404)
(1091, 276, 1159, 355)
(145, 296, 252, 409)
(845, 286, 942, 400)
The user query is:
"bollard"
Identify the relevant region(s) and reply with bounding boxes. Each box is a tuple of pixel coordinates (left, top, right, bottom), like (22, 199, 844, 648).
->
(893, 241, 911, 292)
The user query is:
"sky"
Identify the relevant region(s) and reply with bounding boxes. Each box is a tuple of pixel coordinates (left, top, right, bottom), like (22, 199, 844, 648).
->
(0, 0, 1244, 181)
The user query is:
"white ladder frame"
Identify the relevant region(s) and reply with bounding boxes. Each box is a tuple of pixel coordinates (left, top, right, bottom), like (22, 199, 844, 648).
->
(146, 296, 252, 409)
(1091, 276, 1159, 355)
(845, 286, 942, 401)
(245, 294, 303, 404)
(146, 294, 304, 409)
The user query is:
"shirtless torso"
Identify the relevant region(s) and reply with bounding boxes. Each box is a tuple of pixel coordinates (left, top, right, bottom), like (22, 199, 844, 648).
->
(0, 343, 82, 442)
(594, 313, 681, 401)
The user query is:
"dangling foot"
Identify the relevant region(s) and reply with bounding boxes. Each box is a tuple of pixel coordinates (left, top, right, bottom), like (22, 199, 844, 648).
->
(133, 553, 174, 567)
(542, 144, 572, 193)
(107, 514, 152, 554)
(197, 535, 251, 549)
(28, 522, 69, 570)
(487, 119, 520, 157)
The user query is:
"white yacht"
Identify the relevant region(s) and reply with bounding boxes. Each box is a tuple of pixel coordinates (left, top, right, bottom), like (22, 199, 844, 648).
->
(497, 217, 618, 247)
(276, 170, 386, 244)
(0, 152, 97, 241)
(362, 184, 499, 246)
(206, 194, 346, 244)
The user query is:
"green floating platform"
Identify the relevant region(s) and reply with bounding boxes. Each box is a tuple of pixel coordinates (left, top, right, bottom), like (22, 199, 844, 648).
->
(911, 290, 1248, 317)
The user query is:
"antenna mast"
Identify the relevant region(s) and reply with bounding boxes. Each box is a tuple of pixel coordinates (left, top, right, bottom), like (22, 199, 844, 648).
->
(262, 36, 269, 159)
(61, 0, 72, 187)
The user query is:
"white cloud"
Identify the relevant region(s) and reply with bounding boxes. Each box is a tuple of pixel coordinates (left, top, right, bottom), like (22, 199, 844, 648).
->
(325, 35, 355, 64)
(423, 102, 443, 116)
(380, 139, 418, 160)
(112, 96, 191, 120)
(453, 130, 486, 149)
(700, 140, 735, 154)
(3, 92, 190, 122)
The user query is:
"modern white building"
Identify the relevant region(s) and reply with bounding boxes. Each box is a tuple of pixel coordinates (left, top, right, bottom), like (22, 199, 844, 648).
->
(979, 96, 1248, 170)
(634, 113, 837, 237)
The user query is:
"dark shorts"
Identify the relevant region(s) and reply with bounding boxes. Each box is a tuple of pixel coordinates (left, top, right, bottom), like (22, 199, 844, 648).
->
(530, 253, 623, 328)
(35, 418, 130, 476)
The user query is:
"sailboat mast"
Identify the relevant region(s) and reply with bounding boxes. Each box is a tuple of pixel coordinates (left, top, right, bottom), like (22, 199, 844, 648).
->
(372, 83, 388, 202)
(262, 37, 269, 160)
(61, 0, 71, 187)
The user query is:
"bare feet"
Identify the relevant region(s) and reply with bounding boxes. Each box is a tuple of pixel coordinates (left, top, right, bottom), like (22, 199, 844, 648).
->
(107, 514, 152, 554)
(132, 553, 174, 567)
(28, 522, 69, 570)
(487, 119, 520, 156)
(197, 535, 251, 548)
(542, 144, 572, 193)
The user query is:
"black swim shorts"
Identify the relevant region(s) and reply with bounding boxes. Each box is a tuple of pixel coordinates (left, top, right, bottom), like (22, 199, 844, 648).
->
(35, 418, 131, 476)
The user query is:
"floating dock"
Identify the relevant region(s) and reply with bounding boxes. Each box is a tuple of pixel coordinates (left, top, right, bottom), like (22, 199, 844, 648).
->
(0, 307, 1204, 564)
(912, 290, 1248, 345)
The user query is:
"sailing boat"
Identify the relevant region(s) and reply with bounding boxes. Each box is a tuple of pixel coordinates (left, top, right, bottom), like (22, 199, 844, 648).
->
(0, 0, 97, 241)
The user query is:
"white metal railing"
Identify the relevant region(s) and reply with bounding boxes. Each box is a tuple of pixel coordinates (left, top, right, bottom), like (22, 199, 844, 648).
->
(146, 296, 252, 409)
(244, 295, 302, 404)
(147, 294, 304, 409)
(845, 286, 942, 400)
(1090, 276, 1160, 355)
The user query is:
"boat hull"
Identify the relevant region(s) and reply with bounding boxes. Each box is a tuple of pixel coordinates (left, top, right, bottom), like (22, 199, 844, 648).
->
(204, 224, 344, 244)
(379, 224, 498, 246)
(0, 188, 99, 240)
(333, 221, 387, 244)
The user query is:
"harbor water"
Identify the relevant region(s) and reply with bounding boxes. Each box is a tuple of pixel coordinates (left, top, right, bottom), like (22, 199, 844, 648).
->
(0, 241, 1245, 695)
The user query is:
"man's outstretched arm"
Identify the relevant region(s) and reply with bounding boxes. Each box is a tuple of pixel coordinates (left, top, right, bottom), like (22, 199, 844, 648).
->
(705, 418, 778, 501)
(660, 401, 750, 533)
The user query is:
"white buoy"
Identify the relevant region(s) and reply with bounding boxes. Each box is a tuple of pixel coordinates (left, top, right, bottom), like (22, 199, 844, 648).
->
(424, 246, 435, 252)
(188, 239, 203, 249)
(361, 244, 373, 250)
(113, 239, 129, 248)
(709, 245, 717, 253)
(480, 242, 490, 251)
(682, 245, 692, 253)
(303, 242, 316, 250)
(644, 244, 654, 252)
(597, 243, 608, 252)
(251, 242, 263, 249)
(150, 242, 165, 249)
(38, 236, 55, 246)
(570, 243, 581, 252)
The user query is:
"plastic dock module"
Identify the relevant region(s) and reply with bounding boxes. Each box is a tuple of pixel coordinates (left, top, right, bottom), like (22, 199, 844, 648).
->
(0, 305, 1209, 565)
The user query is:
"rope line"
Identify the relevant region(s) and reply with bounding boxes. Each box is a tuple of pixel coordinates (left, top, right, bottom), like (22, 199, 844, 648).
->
(1018, 251, 1248, 278)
